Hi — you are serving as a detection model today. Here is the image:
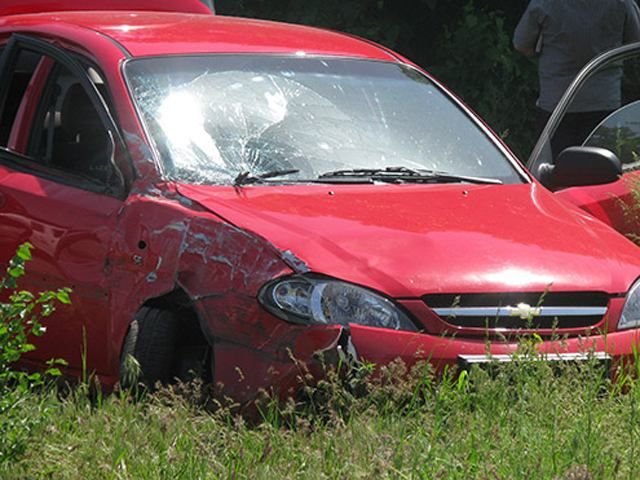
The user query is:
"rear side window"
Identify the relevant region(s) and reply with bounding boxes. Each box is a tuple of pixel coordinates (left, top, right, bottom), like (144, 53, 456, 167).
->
(0, 49, 42, 146)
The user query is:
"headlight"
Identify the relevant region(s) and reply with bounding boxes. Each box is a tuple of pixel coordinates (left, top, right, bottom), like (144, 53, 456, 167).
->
(258, 275, 417, 331)
(620, 279, 640, 330)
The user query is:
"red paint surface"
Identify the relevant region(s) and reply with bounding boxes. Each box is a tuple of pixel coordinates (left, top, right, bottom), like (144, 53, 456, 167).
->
(554, 172, 640, 237)
(0, 0, 212, 16)
(178, 182, 640, 298)
(0, 166, 121, 372)
(350, 322, 640, 372)
(0, 13, 397, 60)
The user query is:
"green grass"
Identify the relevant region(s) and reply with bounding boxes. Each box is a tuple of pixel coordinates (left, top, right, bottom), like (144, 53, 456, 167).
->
(2, 357, 640, 479)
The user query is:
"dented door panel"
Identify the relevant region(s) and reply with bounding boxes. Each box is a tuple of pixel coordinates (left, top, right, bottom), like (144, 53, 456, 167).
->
(0, 166, 120, 373)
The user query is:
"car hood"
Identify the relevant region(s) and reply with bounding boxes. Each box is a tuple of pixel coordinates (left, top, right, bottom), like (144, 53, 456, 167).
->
(177, 182, 640, 297)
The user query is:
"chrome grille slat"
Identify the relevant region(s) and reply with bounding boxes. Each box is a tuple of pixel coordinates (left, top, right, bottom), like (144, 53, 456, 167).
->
(433, 306, 608, 317)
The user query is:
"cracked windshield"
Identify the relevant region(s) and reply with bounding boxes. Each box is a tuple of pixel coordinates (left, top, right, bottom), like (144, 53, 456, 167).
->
(126, 56, 523, 185)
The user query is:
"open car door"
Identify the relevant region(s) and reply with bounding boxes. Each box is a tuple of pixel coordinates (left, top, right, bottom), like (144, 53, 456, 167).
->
(528, 42, 640, 242)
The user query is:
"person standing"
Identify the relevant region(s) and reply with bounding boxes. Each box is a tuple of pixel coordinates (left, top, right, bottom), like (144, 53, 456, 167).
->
(514, 0, 640, 157)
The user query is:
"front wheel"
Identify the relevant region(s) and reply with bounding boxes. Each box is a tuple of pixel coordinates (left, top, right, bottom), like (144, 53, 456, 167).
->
(120, 307, 179, 388)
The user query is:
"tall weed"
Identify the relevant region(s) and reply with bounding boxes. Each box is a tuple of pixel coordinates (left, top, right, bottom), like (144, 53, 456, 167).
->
(0, 243, 70, 463)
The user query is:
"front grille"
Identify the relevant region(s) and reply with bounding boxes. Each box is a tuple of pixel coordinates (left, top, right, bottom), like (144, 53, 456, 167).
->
(423, 292, 609, 331)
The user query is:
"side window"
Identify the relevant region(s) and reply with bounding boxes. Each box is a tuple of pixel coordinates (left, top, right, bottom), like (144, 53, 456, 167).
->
(584, 101, 640, 166)
(533, 51, 640, 169)
(0, 49, 43, 147)
(28, 63, 113, 183)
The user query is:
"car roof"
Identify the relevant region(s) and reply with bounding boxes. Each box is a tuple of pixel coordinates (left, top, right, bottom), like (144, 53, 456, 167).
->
(0, 0, 212, 16)
(0, 11, 398, 61)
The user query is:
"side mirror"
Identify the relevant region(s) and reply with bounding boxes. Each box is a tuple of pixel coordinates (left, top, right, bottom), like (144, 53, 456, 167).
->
(537, 146, 621, 189)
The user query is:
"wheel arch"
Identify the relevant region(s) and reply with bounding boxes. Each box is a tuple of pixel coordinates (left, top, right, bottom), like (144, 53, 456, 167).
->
(118, 285, 213, 384)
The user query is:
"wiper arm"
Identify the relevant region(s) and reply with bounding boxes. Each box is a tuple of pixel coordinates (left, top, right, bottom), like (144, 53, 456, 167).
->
(318, 166, 502, 185)
(233, 169, 300, 187)
(319, 166, 421, 178)
(418, 172, 503, 185)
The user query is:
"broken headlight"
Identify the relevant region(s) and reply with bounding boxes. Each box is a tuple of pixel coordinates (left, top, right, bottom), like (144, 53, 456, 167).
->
(259, 275, 417, 331)
(620, 279, 640, 330)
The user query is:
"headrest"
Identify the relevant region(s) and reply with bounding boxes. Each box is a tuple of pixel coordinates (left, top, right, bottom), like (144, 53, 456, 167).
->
(60, 83, 103, 136)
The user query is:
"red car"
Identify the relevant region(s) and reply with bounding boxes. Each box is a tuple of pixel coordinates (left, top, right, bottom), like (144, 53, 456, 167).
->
(2, 0, 640, 404)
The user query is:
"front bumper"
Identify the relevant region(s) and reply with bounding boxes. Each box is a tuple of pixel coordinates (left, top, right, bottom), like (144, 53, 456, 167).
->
(349, 324, 640, 372)
(198, 282, 640, 405)
(212, 322, 640, 406)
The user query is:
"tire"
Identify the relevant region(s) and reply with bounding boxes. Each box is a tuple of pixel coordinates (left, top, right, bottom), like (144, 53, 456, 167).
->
(120, 307, 179, 388)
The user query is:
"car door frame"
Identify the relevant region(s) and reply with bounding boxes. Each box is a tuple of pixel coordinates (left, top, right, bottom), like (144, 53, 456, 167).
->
(0, 33, 133, 375)
(523, 41, 640, 238)
(0, 33, 131, 198)
(527, 41, 640, 176)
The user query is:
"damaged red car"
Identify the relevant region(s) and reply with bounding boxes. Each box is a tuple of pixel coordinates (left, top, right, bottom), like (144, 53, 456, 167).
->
(3, 0, 640, 404)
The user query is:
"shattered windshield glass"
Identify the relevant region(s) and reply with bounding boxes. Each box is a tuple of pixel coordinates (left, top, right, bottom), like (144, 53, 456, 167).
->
(125, 55, 523, 185)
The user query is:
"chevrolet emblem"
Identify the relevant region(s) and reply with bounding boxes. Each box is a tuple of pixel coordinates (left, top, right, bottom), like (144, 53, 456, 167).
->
(509, 303, 542, 320)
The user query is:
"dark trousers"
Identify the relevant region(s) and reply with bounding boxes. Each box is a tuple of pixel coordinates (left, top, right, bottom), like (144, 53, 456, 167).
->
(536, 108, 612, 160)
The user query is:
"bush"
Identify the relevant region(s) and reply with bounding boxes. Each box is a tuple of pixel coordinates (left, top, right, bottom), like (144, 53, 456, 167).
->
(428, 1, 539, 159)
(0, 243, 70, 463)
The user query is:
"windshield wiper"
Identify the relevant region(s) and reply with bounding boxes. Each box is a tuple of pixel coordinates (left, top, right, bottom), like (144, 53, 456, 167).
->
(318, 166, 502, 185)
(233, 169, 300, 187)
(319, 166, 420, 178)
